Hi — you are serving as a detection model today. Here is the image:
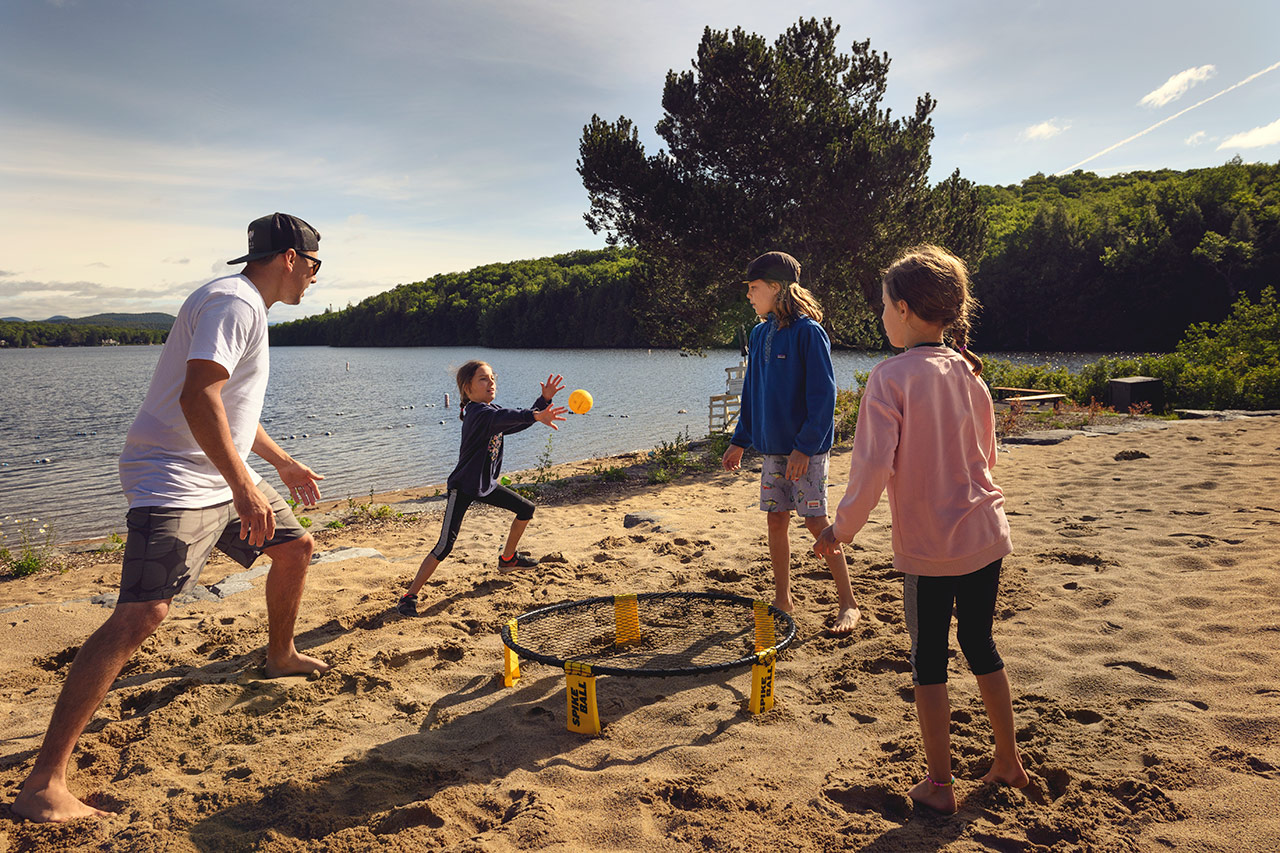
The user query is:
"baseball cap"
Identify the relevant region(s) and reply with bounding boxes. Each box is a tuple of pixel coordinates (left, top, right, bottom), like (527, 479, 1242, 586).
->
(227, 213, 321, 265)
(744, 251, 800, 283)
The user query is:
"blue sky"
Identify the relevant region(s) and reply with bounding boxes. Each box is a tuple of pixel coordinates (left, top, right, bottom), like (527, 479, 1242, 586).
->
(1, 0, 1277, 322)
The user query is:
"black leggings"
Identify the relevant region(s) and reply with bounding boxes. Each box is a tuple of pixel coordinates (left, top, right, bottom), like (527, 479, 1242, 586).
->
(903, 559, 1004, 686)
(430, 485, 535, 561)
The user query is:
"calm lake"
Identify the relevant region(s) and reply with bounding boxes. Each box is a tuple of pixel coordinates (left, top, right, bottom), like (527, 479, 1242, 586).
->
(1, 346, 1104, 545)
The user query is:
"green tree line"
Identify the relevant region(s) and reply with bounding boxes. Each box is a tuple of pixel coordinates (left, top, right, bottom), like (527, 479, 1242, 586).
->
(271, 160, 1278, 353)
(269, 248, 645, 348)
(0, 321, 167, 348)
(974, 157, 1280, 351)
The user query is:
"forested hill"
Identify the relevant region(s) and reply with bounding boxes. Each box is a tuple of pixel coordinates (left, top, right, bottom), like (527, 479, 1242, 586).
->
(270, 248, 646, 348)
(270, 160, 1280, 351)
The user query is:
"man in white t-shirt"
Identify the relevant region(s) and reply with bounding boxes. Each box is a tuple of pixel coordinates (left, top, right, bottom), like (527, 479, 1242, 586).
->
(14, 213, 329, 823)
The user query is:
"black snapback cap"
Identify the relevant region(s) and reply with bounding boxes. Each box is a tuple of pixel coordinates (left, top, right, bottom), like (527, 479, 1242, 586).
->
(227, 212, 321, 265)
(744, 251, 800, 283)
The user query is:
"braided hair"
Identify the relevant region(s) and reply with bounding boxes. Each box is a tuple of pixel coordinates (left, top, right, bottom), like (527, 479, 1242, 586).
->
(882, 245, 984, 375)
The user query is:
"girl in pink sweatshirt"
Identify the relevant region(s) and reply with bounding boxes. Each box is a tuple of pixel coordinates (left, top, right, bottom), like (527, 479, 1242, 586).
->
(815, 245, 1028, 813)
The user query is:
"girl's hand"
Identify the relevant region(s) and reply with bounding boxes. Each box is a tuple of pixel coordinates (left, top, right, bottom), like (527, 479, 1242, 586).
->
(785, 449, 810, 480)
(534, 405, 568, 430)
(540, 374, 565, 400)
(813, 524, 845, 558)
(721, 444, 744, 472)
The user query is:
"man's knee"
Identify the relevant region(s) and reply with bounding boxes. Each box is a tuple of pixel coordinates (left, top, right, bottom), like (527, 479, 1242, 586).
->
(267, 533, 314, 568)
(108, 599, 171, 641)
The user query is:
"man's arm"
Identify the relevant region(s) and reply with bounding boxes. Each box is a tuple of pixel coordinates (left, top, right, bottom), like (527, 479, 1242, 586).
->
(179, 359, 275, 547)
(252, 425, 324, 507)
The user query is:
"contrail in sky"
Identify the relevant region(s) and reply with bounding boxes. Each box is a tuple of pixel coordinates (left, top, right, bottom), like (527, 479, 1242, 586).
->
(1055, 60, 1280, 174)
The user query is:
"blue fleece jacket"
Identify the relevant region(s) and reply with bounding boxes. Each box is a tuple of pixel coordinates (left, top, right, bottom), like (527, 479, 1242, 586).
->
(730, 314, 835, 457)
(447, 396, 550, 496)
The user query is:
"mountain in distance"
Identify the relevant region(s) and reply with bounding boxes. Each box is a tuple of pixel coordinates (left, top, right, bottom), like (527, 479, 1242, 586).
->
(1, 316, 24, 322)
(38, 312, 176, 330)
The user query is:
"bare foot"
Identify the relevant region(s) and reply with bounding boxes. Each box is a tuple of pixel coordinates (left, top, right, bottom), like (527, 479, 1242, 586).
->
(826, 606, 861, 636)
(772, 596, 795, 614)
(907, 777, 957, 814)
(980, 756, 1030, 788)
(265, 650, 330, 679)
(13, 780, 109, 823)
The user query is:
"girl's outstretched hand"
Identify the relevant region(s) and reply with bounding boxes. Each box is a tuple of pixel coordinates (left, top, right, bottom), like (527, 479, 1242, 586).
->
(534, 405, 568, 430)
(813, 524, 845, 558)
(541, 374, 565, 400)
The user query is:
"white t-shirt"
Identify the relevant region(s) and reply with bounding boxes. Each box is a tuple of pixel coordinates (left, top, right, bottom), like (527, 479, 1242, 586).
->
(119, 275, 270, 508)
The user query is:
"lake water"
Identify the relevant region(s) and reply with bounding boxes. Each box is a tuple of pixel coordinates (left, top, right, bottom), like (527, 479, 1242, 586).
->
(0, 345, 1105, 545)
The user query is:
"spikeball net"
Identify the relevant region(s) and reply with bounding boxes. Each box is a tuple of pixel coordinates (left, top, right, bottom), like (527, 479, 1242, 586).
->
(499, 591, 796, 733)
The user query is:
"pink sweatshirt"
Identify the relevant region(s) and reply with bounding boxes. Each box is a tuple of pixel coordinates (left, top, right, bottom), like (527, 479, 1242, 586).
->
(832, 346, 1012, 577)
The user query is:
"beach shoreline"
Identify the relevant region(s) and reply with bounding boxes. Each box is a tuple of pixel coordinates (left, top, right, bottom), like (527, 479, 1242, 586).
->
(3, 415, 1279, 851)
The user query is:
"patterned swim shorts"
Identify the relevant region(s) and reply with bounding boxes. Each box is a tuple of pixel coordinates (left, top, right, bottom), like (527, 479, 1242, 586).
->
(759, 452, 830, 516)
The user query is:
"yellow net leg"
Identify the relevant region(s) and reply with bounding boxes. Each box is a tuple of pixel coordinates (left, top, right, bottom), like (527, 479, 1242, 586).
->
(565, 661, 601, 735)
(749, 649, 777, 714)
(614, 594, 641, 646)
(502, 619, 521, 687)
(753, 600, 776, 652)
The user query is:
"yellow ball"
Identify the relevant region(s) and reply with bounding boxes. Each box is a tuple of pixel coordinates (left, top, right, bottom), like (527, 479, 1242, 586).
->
(568, 389, 593, 414)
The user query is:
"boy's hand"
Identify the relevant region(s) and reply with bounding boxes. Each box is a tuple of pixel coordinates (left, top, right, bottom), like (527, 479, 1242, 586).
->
(813, 524, 844, 558)
(785, 449, 810, 480)
(534, 405, 568, 430)
(540, 374, 565, 400)
(721, 444, 744, 472)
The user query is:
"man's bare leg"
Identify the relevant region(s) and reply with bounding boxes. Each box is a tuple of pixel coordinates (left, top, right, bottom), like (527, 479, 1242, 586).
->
(262, 534, 328, 677)
(766, 511, 794, 612)
(803, 515, 860, 634)
(12, 599, 169, 822)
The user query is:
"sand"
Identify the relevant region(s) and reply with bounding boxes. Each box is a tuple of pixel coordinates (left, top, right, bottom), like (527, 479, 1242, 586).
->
(1, 415, 1279, 852)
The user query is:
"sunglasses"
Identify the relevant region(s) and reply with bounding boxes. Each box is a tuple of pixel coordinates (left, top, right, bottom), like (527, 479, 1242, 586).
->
(290, 250, 321, 275)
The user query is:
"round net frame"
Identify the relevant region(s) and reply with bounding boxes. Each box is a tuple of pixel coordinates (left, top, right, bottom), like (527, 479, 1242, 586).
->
(500, 591, 796, 677)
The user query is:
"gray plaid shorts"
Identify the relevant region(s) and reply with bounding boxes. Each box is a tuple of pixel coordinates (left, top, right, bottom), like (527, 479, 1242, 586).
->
(759, 452, 830, 516)
(119, 481, 305, 603)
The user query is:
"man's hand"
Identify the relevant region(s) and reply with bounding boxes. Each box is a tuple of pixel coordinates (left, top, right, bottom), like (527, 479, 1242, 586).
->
(721, 444, 744, 472)
(234, 484, 276, 547)
(275, 459, 325, 507)
(785, 448, 810, 480)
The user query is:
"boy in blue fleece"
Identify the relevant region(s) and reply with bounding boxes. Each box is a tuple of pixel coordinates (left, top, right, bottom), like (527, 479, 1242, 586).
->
(398, 361, 566, 616)
(721, 252, 860, 635)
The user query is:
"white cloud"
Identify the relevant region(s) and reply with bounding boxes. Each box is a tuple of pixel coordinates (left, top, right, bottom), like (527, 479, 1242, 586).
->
(1019, 119, 1070, 141)
(1139, 65, 1216, 108)
(1218, 118, 1280, 150)
(1185, 131, 1207, 146)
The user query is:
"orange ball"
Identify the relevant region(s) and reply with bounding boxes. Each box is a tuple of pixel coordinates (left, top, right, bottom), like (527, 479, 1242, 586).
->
(568, 389, 593, 414)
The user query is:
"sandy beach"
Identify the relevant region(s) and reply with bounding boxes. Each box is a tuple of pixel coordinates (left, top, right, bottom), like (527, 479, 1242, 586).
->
(2, 414, 1279, 852)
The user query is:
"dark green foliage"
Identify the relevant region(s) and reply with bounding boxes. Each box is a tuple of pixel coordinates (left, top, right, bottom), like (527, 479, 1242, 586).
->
(270, 248, 644, 348)
(578, 17, 985, 350)
(58, 312, 175, 329)
(0, 321, 167, 348)
(972, 158, 1280, 351)
(979, 287, 1280, 410)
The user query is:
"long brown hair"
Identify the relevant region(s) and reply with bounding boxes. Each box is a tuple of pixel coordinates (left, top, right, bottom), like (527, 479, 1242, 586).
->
(769, 280, 824, 327)
(455, 359, 489, 420)
(882, 245, 984, 375)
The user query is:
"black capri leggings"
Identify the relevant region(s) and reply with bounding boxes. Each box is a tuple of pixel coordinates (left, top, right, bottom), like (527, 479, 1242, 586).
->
(903, 558, 1005, 686)
(430, 485, 535, 561)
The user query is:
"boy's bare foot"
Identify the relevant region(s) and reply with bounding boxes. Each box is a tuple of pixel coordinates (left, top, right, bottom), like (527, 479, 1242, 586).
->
(772, 595, 795, 614)
(908, 777, 957, 814)
(980, 756, 1030, 788)
(265, 651, 330, 679)
(826, 606, 861, 636)
(13, 781, 109, 823)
